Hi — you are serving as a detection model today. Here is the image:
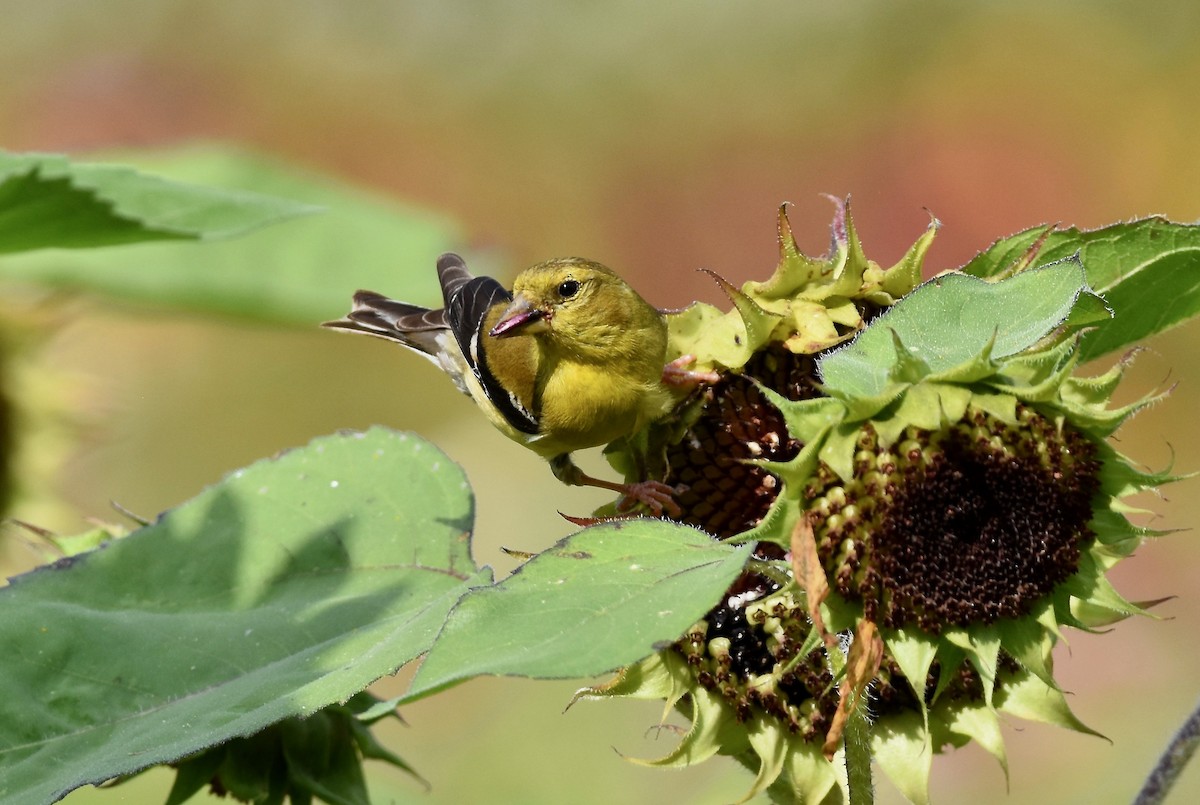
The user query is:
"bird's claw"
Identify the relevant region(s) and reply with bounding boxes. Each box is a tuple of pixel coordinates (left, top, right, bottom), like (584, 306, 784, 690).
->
(617, 480, 684, 518)
(662, 354, 721, 388)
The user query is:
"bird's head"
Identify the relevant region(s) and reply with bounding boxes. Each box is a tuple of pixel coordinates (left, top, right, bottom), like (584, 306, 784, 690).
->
(488, 258, 661, 359)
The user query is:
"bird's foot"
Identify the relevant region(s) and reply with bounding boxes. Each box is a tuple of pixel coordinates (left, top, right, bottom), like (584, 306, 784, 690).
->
(616, 480, 684, 518)
(661, 354, 721, 388)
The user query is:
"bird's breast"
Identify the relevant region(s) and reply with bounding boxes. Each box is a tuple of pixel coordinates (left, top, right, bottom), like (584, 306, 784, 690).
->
(531, 360, 667, 457)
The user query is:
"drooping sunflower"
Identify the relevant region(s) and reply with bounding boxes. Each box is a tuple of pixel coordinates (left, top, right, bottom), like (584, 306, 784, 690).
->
(579, 200, 1176, 803)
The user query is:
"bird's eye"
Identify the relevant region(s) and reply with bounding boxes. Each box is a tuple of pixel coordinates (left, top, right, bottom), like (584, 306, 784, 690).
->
(557, 279, 580, 299)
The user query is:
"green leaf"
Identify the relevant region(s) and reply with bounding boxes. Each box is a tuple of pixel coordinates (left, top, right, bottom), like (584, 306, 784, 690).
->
(164, 750, 226, 805)
(883, 627, 937, 713)
(0, 428, 483, 804)
(995, 668, 1106, 740)
(0, 149, 319, 254)
(962, 217, 1200, 362)
(818, 260, 1091, 398)
(0, 145, 462, 325)
(281, 712, 371, 805)
(871, 708, 931, 805)
(404, 522, 753, 700)
(942, 703, 1007, 777)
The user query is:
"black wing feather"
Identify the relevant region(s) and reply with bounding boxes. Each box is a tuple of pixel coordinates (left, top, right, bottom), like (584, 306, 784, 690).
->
(442, 260, 540, 435)
(436, 253, 475, 308)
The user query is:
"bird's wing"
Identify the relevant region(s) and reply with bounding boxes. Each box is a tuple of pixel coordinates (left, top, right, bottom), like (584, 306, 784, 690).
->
(436, 253, 475, 308)
(443, 266, 541, 436)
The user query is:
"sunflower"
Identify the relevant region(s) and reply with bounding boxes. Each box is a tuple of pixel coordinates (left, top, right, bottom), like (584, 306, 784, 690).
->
(579, 200, 1175, 804)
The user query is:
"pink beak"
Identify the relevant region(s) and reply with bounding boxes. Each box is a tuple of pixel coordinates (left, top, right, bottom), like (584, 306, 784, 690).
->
(489, 295, 548, 337)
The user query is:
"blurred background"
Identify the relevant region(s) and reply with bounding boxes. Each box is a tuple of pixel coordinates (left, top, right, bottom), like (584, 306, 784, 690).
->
(2, 1, 1199, 803)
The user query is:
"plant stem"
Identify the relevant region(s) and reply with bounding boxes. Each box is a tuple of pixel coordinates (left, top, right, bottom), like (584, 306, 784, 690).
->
(824, 636, 874, 805)
(744, 558, 793, 588)
(844, 695, 875, 805)
(1133, 694, 1200, 805)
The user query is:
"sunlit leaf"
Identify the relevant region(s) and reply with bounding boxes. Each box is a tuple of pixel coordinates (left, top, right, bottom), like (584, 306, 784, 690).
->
(818, 260, 1090, 398)
(404, 522, 752, 701)
(961, 217, 1200, 362)
(0, 428, 483, 804)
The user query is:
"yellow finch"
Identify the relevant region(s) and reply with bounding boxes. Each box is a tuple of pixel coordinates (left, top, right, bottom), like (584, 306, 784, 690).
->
(324, 253, 701, 515)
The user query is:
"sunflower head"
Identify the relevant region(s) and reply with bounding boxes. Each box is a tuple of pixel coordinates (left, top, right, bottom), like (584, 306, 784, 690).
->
(586, 200, 1178, 803)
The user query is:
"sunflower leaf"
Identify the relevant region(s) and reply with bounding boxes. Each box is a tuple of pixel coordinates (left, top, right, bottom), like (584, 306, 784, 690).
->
(0, 428, 479, 804)
(403, 522, 753, 701)
(818, 259, 1092, 399)
(962, 217, 1200, 362)
(0, 145, 461, 325)
(0, 149, 318, 254)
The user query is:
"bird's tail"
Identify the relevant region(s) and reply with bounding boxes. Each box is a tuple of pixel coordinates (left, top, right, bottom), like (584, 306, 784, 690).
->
(321, 291, 448, 356)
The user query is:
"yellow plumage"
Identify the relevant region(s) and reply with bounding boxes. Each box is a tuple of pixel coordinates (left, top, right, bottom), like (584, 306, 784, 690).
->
(324, 253, 691, 515)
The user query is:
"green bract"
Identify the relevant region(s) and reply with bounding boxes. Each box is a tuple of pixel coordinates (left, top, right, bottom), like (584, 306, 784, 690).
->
(667, 202, 933, 369)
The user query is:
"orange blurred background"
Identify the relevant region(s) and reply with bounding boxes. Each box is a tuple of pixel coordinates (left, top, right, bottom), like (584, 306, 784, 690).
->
(2, 2, 1198, 803)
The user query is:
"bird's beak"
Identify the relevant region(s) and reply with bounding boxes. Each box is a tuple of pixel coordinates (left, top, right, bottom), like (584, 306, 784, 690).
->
(489, 294, 550, 337)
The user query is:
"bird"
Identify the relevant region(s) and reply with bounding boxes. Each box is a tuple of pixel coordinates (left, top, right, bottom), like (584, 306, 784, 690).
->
(323, 253, 710, 516)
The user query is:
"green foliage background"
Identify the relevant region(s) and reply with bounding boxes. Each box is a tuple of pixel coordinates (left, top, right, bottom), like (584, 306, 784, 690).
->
(1, 2, 1198, 803)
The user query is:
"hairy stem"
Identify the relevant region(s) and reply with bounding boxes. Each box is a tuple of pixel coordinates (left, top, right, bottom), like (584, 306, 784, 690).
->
(1133, 695, 1200, 805)
(844, 695, 874, 805)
